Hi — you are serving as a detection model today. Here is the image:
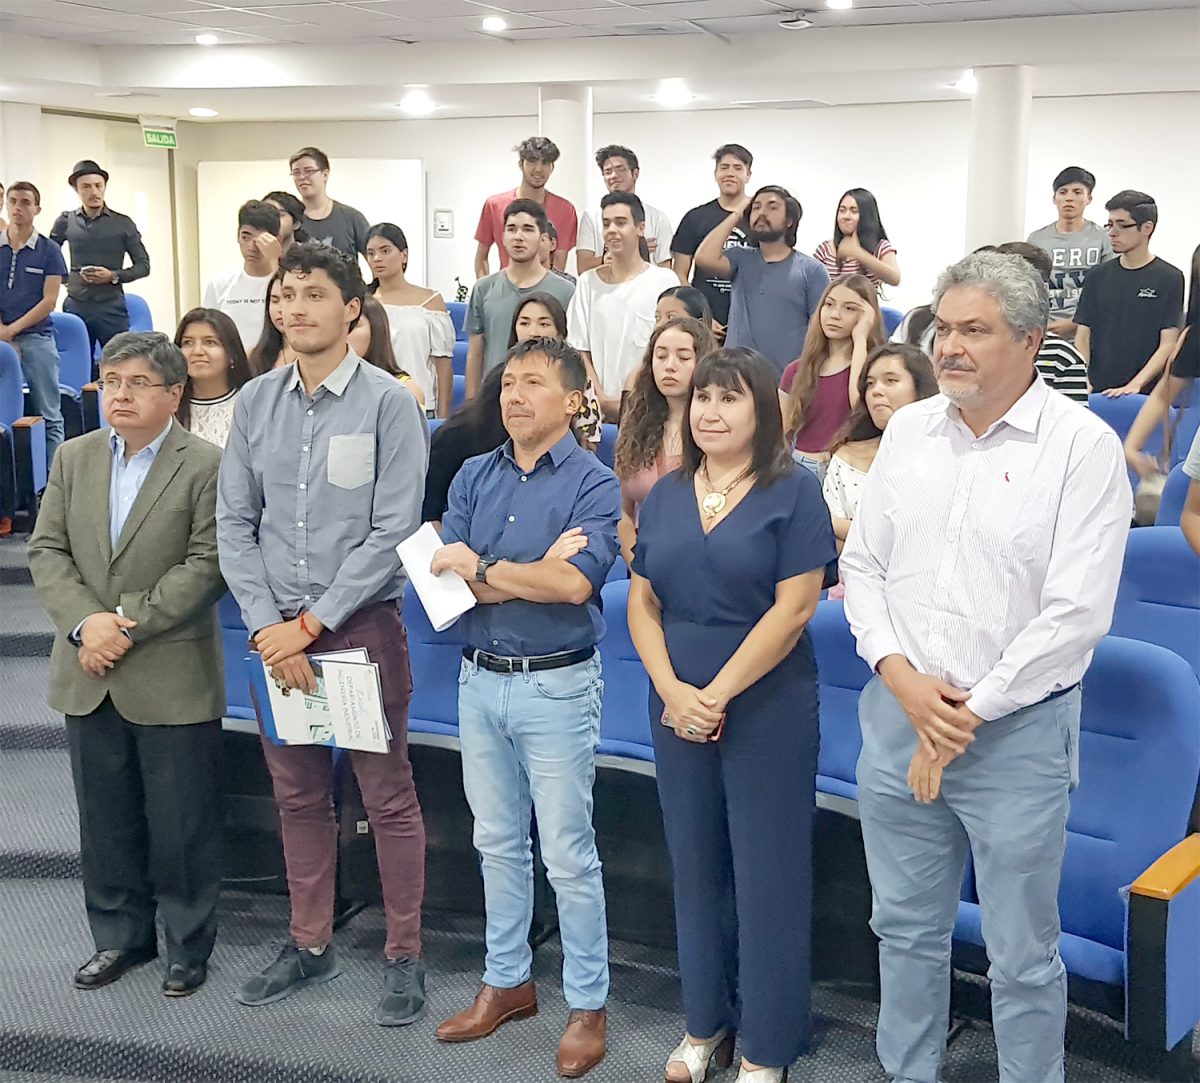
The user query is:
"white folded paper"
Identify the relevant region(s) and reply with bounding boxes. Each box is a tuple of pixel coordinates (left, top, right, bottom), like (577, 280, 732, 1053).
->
(396, 522, 477, 632)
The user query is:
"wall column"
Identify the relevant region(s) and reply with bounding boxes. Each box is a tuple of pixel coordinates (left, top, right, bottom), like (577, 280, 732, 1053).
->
(538, 84, 594, 227)
(964, 65, 1033, 252)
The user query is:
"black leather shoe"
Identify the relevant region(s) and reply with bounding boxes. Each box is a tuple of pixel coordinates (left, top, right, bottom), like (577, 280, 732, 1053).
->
(163, 961, 207, 997)
(74, 946, 158, 990)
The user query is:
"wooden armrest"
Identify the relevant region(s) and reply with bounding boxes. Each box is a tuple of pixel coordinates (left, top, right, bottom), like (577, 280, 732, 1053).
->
(83, 381, 99, 391)
(13, 416, 45, 427)
(1130, 834, 1200, 900)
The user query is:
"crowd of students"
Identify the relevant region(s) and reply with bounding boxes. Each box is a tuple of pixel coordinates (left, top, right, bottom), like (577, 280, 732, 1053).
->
(4, 136, 1200, 1083)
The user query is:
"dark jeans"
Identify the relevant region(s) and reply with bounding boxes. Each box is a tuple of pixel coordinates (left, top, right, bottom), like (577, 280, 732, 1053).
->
(65, 296, 130, 361)
(65, 698, 224, 967)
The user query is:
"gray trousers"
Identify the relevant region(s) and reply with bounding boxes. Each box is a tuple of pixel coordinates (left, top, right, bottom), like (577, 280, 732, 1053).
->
(857, 676, 1080, 1083)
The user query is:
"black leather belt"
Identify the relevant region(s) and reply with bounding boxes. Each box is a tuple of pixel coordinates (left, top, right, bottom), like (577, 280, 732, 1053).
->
(463, 647, 594, 674)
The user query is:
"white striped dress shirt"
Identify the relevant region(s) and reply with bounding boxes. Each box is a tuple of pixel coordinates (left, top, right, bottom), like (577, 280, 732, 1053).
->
(841, 376, 1132, 721)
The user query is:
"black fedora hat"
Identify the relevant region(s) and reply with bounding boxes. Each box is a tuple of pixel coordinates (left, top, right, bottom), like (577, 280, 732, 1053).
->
(68, 159, 109, 187)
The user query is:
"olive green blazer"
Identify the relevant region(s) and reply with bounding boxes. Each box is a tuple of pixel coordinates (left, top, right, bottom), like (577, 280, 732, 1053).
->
(28, 421, 227, 724)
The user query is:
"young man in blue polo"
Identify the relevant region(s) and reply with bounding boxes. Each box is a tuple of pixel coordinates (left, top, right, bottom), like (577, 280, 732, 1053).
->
(1, 181, 67, 466)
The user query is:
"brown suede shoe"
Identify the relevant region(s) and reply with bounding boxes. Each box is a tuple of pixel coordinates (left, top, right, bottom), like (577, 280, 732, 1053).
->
(434, 980, 538, 1043)
(556, 1007, 606, 1078)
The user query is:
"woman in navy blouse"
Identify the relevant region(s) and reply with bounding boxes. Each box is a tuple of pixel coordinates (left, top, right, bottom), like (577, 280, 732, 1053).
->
(628, 347, 836, 1083)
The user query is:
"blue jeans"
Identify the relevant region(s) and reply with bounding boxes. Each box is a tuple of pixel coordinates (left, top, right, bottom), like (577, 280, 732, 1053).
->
(857, 677, 1079, 1083)
(15, 331, 63, 464)
(457, 653, 608, 1009)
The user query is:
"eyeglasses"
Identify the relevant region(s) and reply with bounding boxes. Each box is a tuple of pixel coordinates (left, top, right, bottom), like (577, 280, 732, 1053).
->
(1103, 220, 1141, 232)
(601, 165, 631, 178)
(290, 167, 323, 179)
(97, 377, 169, 395)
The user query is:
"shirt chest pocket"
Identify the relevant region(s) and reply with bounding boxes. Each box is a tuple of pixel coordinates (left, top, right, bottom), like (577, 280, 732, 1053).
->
(24, 267, 45, 276)
(327, 433, 374, 490)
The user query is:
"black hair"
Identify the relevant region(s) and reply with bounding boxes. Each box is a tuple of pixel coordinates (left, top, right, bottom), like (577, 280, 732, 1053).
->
(249, 268, 286, 373)
(6, 180, 40, 204)
(713, 143, 753, 169)
(832, 188, 889, 263)
(173, 307, 255, 430)
(263, 190, 309, 242)
(600, 190, 645, 227)
(504, 337, 587, 394)
(830, 343, 938, 451)
(280, 240, 365, 328)
(516, 136, 560, 164)
(289, 146, 330, 171)
(681, 347, 792, 485)
(436, 364, 507, 453)
(355, 295, 403, 377)
(507, 291, 569, 349)
(657, 285, 712, 324)
(748, 185, 802, 248)
(503, 198, 550, 234)
(364, 222, 410, 292)
(595, 144, 639, 173)
(1105, 189, 1158, 232)
(995, 240, 1054, 283)
(238, 199, 281, 235)
(1052, 166, 1097, 194)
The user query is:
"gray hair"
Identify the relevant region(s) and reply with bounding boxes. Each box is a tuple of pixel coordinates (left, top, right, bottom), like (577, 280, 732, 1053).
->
(99, 331, 187, 386)
(931, 250, 1050, 338)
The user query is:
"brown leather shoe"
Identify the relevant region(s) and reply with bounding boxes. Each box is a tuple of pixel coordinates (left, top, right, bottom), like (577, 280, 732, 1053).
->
(557, 1008, 606, 1078)
(434, 980, 537, 1043)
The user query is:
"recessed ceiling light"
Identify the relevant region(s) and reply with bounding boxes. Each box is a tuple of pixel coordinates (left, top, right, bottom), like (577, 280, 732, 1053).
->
(188, 107, 218, 118)
(953, 69, 978, 94)
(778, 12, 814, 30)
(481, 16, 507, 32)
(399, 90, 436, 117)
(652, 79, 695, 109)
(195, 32, 218, 46)
(826, 0, 852, 9)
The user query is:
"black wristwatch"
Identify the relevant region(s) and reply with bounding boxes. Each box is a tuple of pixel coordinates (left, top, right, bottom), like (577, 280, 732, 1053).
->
(476, 556, 499, 583)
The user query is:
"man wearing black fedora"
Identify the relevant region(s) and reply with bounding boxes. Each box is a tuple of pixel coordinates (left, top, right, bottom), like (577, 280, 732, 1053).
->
(50, 160, 150, 357)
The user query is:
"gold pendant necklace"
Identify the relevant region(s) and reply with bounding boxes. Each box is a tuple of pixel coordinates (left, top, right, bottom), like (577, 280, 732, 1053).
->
(701, 461, 752, 518)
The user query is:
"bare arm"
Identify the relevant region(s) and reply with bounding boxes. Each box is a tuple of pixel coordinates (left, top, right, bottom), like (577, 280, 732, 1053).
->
(618, 487, 638, 566)
(552, 249, 568, 272)
(627, 572, 680, 697)
(581, 351, 620, 423)
(1123, 369, 1191, 476)
(485, 557, 593, 606)
(465, 334, 484, 400)
(473, 242, 491, 281)
(695, 204, 746, 277)
(1182, 480, 1200, 557)
(435, 355, 454, 418)
(1118, 327, 1182, 395)
(1075, 325, 1091, 364)
(576, 249, 603, 274)
(671, 252, 693, 286)
(852, 246, 900, 287)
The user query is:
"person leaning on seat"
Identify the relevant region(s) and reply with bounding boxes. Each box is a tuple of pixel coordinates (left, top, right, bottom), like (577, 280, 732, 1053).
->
(430, 336, 621, 1079)
(27, 331, 227, 999)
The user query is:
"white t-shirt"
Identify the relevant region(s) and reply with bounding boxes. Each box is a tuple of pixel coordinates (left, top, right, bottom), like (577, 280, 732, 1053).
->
(380, 302, 455, 402)
(578, 202, 674, 266)
(567, 262, 680, 397)
(202, 265, 274, 350)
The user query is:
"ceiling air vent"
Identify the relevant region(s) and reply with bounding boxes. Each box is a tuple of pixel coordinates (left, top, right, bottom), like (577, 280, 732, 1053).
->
(612, 23, 690, 35)
(729, 97, 829, 109)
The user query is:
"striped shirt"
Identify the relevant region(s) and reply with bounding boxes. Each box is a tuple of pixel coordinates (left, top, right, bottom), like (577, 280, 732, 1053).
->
(1036, 334, 1090, 404)
(841, 376, 1131, 721)
(813, 238, 896, 289)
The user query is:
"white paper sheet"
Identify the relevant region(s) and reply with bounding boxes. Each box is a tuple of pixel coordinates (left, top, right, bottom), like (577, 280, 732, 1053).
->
(396, 522, 477, 632)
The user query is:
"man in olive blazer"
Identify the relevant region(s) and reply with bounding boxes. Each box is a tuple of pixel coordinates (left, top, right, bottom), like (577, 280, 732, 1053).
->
(28, 331, 227, 998)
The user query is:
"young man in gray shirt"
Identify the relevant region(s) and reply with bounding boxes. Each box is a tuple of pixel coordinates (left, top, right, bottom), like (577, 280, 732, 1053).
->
(464, 199, 575, 399)
(1026, 166, 1112, 338)
(289, 147, 370, 259)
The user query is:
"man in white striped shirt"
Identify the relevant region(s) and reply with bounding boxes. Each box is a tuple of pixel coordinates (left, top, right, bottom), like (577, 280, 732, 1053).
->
(841, 250, 1131, 1083)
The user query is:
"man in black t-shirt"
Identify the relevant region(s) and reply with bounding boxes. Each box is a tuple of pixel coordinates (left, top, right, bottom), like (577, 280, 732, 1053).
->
(1075, 189, 1184, 394)
(670, 143, 753, 332)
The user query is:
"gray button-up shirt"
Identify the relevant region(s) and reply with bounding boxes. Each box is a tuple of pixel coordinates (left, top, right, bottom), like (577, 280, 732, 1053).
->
(216, 352, 429, 634)
(49, 205, 150, 305)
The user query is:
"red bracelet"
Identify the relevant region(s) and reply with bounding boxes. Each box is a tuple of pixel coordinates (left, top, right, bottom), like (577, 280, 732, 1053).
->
(299, 612, 319, 639)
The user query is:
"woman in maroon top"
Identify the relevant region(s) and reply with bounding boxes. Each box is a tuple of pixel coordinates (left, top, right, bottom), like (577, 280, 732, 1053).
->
(615, 315, 716, 564)
(779, 274, 884, 478)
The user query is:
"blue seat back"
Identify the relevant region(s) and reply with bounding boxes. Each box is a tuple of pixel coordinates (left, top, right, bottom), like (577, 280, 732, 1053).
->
(597, 579, 653, 760)
(451, 374, 465, 414)
(217, 593, 254, 720)
(124, 293, 153, 332)
(597, 424, 618, 469)
(0, 343, 25, 432)
(403, 581, 467, 734)
(1111, 526, 1200, 677)
(1156, 463, 1190, 526)
(1061, 637, 1200, 951)
(880, 305, 904, 336)
(49, 311, 92, 392)
(1172, 406, 1199, 469)
(446, 301, 468, 341)
(451, 340, 468, 377)
(809, 599, 872, 798)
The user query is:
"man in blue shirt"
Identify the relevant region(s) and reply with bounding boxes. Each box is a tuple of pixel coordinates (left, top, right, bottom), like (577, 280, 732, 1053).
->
(431, 337, 620, 1078)
(1, 181, 67, 463)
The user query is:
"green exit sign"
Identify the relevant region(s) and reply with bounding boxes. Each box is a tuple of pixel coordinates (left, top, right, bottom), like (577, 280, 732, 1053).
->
(143, 128, 177, 149)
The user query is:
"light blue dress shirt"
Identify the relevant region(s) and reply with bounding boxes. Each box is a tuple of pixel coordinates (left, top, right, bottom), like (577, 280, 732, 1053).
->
(109, 417, 174, 547)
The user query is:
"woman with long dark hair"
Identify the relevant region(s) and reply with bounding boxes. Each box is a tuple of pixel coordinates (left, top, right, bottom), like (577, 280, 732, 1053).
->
(813, 188, 901, 291)
(781, 274, 885, 476)
(614, 316, 715, 563)
(248, 269, 293, 373)
(629, 347, 835, 1083)
(365, 222, 455, 416)
(174, 307, 256, 448)
(349, 295, 426, 408)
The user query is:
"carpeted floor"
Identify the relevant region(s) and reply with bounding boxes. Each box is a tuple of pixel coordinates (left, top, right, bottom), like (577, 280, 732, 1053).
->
(1, 535, 1197, 1083)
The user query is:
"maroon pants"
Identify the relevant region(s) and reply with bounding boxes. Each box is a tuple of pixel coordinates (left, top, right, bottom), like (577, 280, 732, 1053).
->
(256, 603, 426, 959)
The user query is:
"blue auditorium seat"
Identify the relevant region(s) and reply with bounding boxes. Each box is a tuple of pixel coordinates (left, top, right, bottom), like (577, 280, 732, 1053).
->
(953, 637, 1200, 1049)
(451, 373, 465, 413)
(218, 593, 256, 722)
(1090, 392, 1177, 487)
(597, 423, 617, 469)
(124, 292, 153, 331)
(880, 305, 904, 337)
(1111, 525, 1200, 677)
(596, 579, 654, 762)
(445, 301, 468, 341)
(452, 339, 468, 377)
(0, 342, 47, 518)
(809, 599, 871, 803)
(50, 311, 92, 436)
(1156, 463, 1190, 526)
(605, 559, 629, 583)
(403, 581, 467, 739)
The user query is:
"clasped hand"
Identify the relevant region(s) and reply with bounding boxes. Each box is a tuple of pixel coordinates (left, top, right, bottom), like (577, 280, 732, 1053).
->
(76, 611, 138, 677)
(430, 529, 590, 581)
(256, 617, 323, 694)
(661, 681, 726, 743)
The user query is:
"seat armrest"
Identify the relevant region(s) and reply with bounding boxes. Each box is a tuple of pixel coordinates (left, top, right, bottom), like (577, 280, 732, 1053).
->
(1131, 834, 1200, 900)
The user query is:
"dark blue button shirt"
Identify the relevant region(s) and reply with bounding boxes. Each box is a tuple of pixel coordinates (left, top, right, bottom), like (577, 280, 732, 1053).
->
(1, 230, 67, 333)
(442, 430, 621, 656)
